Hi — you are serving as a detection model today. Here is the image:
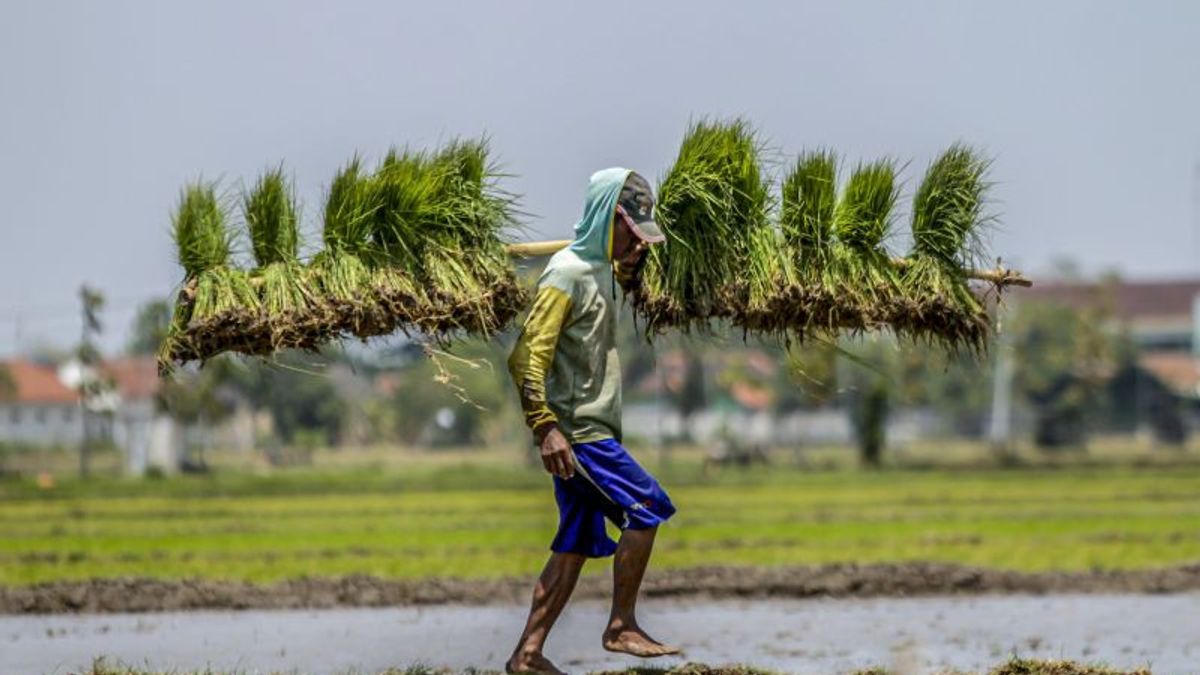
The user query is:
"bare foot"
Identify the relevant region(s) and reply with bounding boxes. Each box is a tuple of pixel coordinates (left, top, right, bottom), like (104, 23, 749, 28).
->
(506, 650, 567, 675)
(602, 624, 681, 658)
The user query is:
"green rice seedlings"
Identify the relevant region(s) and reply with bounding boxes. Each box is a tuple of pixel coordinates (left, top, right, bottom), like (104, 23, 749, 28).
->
(160, 181, 260, 371)
(831, 159, 901, 329)
(346, 139, 524, 340)
(420, 139, 523, 336)
(900, 143, 994, 353)
(369, 147, 429, 273)
(162, 181, 228, 369)
(243, 166, 328, 352)
(778, 150, 842, 333)
(736, 222, 797, 336)
(174, 182, 233, 279)
(366, 140, 523, 338)
(637, 119, 772, 334)
(311, 157, 398, 337)
(365, 146, 453, 335)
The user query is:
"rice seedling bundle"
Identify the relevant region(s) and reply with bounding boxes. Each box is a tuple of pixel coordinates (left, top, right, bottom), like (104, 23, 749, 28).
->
(160, 181, 260, 370)
(159, 138, 528, 374)
(243, 167, 334, 353)
(828, 159, 902, 329)
(737, 222, 796, 335)
(636, 119, 773, 332)
(632, 126, 1011, 353)
(363, 139, 525, 338)
(310, 157, 398, 337)
(896, 143, 993, 353)
(776, 150, 841, 334)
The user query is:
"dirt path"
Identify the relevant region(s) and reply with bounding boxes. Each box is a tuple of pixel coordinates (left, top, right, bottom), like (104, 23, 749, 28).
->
(5, 562, 1200, 614)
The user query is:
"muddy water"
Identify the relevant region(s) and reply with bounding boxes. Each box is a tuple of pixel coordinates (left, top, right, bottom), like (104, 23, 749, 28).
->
(4, 594, 1198, 675)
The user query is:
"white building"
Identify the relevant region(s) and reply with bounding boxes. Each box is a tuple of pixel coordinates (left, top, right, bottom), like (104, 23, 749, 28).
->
(0, 357, 180, 474)
(0, 359, 83, 446)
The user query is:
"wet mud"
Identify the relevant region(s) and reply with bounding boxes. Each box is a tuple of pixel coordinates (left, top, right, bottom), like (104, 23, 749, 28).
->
(5, 562, 1200, 615)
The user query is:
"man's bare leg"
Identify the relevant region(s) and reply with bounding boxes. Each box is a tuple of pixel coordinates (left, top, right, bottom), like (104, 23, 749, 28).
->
(507, 551, 587, 674)
(602, 526, 680, 657)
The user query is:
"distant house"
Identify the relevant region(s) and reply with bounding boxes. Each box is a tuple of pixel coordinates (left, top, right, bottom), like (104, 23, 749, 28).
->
(101, 356, 180, 474)
(0, 356, 180, 474)
(1019, 278, 1200, 441)
(0, 359, 82, 446)
(1023, 278, 1200, 354)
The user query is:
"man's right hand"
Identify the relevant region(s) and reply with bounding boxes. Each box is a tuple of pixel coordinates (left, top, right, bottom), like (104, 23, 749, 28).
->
(537, 425, 575, 480)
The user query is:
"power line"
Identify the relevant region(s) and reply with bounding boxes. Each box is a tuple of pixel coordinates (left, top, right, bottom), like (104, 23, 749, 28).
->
(0, 294, 164, 321)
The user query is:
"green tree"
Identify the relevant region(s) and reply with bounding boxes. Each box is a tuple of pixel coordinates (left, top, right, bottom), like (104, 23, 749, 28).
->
(127, 299, 172, 356)
(77, 284, 107, 477)
(388, 340, 512, 447)
(1008, 297, 1121, 449)
(777, 340, 840, 411)
(851, 377, 889, 468)
(666, 344, 707, 443)
(229, 352, 348, 446)
(0, 363, 14, 401)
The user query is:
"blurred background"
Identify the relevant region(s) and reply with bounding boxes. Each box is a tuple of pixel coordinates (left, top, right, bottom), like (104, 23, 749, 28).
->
(1, 261, 1197, 478)
(1, 1, 1198, 480)
(2, 0, 1200, 595)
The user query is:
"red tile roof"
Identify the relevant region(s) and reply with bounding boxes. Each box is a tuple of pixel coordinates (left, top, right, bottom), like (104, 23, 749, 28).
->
(0, 360, 79, 405)
(1139, 352, 1200, 398)
(1023, 279, 1200, 320)
(101, 356, 160, 400)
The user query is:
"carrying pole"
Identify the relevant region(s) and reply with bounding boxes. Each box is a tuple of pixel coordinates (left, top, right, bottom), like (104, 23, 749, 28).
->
(503, 240, 1034, 288)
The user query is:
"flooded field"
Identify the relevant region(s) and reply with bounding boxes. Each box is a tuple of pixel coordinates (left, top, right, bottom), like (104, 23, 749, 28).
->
(5, 593, 1197, 675)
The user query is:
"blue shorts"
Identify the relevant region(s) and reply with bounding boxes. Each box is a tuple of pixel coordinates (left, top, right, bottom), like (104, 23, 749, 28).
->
(550, 438, 676, 558)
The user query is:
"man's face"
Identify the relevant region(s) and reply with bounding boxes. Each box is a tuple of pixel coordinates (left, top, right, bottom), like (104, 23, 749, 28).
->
(612, 207, 650, 269)
(611, 171, 663, 290)
(612, 208, 652, 291)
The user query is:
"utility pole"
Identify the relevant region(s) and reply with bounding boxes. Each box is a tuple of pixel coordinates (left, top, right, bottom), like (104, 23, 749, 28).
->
(78, 285, 104, 478)
(1193, 160, 1200, 275)
(988, 301, 1016, 463)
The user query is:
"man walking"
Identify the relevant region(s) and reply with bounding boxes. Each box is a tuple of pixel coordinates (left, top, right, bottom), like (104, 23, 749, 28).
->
(506, 168, 679, 674)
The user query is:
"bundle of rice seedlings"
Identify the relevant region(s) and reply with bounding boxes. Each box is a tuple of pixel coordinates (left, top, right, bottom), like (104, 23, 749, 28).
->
(309, 157, 400, 338)
(777, 149, 844, 333)
(243, 166, 330, 352)
(426, 140, 525, 334)
(898, 143, 994, 352)
(160, 181, 260, 371)
(736, 222, 797, 336)
(830, 159, 901, 329)
(636, 119, 772, 333)
(366, 139, 524, 339)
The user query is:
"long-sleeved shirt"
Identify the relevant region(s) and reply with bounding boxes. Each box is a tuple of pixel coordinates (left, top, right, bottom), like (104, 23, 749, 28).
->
(507, 248, 622, 444)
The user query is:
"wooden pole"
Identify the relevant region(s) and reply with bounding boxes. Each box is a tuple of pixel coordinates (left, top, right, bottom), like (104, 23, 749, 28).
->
(503, 239, 1034, 288)
(176, 240, 1032, 307)
(504, 239, 573, 257)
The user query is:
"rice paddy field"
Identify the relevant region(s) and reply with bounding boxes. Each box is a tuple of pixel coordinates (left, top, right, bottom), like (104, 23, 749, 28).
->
(2, 454, 1199, 586)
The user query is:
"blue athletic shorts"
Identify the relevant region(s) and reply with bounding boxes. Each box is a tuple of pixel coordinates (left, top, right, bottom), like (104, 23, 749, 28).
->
(550, 438, 676, 558)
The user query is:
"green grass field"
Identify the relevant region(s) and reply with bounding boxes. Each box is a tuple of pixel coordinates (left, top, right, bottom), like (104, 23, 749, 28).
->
(2, 457, 1200, 586)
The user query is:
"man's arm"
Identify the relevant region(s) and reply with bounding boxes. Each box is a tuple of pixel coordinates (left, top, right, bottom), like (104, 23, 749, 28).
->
(507, 285, 575, 478)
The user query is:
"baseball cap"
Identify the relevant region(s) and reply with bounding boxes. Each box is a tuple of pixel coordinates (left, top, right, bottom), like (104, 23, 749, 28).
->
(616, 172, 665, 243)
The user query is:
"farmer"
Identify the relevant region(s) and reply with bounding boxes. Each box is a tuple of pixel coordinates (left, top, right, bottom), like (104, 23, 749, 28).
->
(505, 168, 679, 674)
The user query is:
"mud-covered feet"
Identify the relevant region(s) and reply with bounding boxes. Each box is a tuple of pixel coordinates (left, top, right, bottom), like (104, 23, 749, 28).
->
(506, 650, 567, 675)
(602, 623, 681, 658)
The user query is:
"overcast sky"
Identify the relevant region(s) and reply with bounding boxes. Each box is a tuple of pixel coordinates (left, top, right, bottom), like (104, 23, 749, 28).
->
(1, 1, 1198, 355)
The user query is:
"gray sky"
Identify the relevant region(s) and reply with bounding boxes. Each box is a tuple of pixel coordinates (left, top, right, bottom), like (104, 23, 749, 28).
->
(1, 1, 1198, 355)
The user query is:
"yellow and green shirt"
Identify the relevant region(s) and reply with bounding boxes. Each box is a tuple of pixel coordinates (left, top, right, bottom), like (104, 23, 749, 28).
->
(507, 167, 636, 445)
(507, 249, 623, 444)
